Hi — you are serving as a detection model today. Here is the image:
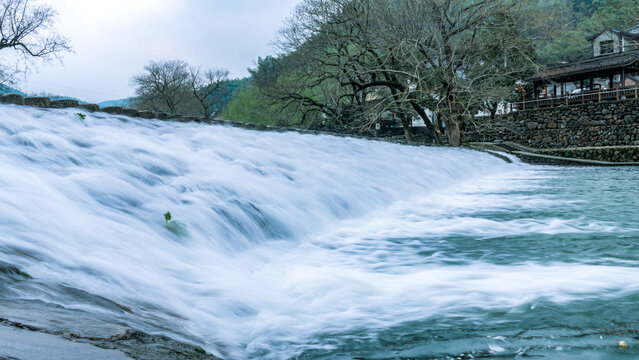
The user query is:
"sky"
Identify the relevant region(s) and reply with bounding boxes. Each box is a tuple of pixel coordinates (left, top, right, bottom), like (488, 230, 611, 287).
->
(19, 0, 300, 103)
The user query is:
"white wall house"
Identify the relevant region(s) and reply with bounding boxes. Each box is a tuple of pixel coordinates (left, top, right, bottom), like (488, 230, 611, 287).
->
(590, 24, 639, 57)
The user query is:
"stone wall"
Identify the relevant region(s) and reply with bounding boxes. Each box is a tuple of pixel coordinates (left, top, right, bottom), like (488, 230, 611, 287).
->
(0, 93, 403, 143)
(465, 99, 639, 148)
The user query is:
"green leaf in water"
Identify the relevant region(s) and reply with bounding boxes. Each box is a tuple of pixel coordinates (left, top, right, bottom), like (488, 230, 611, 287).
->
(75, 112, 86, 120)
(164, 211, 171, 224)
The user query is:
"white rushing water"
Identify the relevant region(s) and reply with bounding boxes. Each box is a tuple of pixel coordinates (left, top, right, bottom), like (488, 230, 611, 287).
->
(1, 104, 638, 359)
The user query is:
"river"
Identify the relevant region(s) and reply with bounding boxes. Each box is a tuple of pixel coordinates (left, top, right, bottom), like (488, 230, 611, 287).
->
(0, 104, 638, 359)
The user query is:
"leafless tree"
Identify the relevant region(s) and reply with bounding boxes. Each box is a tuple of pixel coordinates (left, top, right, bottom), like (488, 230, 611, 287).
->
(188, 67, 229, 119)
(0, 0, 70, 84)
(132, 60, 230, 117)
(273, 0, 540, 145)
(131, 60, 192, 114)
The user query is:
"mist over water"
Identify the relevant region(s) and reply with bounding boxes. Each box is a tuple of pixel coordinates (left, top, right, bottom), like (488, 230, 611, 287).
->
(1, 104, 638, 359)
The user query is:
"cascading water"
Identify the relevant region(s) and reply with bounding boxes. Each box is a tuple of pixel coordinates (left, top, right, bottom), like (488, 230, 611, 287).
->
(1, 104, 638, 359)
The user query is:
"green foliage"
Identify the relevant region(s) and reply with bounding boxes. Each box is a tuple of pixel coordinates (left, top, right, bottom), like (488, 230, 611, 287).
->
(538, 0, 639, 64)
(75, 112, 86, 120)
(223, 83, 300, 126)
(164, 211, 171, 224)
(206, 77, 251, 115)
(218, 0, 639, 136)
(194, 346, 206, 354)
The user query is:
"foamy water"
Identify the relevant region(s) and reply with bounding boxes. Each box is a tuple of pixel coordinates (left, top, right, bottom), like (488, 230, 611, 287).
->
(1, 104, 638, 359)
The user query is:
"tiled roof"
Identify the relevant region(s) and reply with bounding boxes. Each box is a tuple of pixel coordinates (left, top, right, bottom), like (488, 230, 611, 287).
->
(530, 50, 639, 82)
(586, 28, 639, 41)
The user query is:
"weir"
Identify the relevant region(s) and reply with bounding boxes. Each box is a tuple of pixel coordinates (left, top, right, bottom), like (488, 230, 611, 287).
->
(1, 104, 638, 359)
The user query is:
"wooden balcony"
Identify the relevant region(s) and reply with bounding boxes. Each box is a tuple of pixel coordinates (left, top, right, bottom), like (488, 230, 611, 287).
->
(513, 86, 639, 111)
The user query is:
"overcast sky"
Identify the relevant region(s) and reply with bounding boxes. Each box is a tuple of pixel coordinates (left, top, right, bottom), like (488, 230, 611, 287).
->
(19, 0, 300, 103)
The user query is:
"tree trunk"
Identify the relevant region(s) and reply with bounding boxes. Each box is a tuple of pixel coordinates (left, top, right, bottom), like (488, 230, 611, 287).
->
(445, 116, 462, 146)
(400, 114, 413, 142)
(408, 101, 439, 144)
(489, 102, 498, 120)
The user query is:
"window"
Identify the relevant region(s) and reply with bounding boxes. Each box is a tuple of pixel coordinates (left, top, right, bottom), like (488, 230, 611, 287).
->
(600, 40, 614, 55)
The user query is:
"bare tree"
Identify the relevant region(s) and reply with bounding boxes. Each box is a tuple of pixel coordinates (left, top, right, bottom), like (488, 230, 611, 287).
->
(131, 60, 192, 114)
(188, 67, 229, 119)
(273, 0, 540, 145)
(0, 0, 70, 84)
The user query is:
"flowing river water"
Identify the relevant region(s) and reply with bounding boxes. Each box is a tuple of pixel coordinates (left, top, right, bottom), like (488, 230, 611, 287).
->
(0, 104, 638, 359)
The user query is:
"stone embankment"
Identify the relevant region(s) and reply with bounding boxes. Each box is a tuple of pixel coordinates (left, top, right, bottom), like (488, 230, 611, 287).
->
(465, 98, 639, 164)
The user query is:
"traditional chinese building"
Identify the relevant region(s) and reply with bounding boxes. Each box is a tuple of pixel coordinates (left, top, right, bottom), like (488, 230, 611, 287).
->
(525, 24, 639, 107)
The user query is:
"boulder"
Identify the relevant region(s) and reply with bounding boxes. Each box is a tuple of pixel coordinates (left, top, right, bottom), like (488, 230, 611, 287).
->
(0, 94, 24, 105)
(50, 99, 79, 108)
(24, 97, 50, 108)
(121, 108, 140, 117)
(78, 104, 99, 112)
(102, 106, 123, 114)
(138, 111, 156, 119)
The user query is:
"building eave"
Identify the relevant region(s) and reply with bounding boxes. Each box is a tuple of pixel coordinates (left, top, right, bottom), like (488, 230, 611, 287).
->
(530, 50, 639, 83)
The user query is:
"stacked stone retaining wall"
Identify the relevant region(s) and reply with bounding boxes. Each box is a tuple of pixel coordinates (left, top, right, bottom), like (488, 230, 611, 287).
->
(465, 99, 639, 148)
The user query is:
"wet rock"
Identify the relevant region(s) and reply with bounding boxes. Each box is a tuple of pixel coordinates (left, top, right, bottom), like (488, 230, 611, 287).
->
(102, 106, 123, 114)
(24, 97, 50, 108)
(0, 324, 130, 360)
(138, 111, 156, 119)
(0, 94, 24, 105)
(100, 329, 222, 360)
(121, 108, 140, 117)
(50, 100, 79, 108)
(79, 104, 100, 112)
(0, 261, 32, 280)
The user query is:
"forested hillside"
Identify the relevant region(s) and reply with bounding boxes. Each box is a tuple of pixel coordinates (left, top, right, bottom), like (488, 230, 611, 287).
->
(538, 0, 639, 63)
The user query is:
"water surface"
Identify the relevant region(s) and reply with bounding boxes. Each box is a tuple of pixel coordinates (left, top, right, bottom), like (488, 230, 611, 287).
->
(0, 105, 637, 359)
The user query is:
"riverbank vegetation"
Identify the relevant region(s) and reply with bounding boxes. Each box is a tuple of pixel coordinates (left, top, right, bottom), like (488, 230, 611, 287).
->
(4, 0, 638, 145)
(221, 0, 639, 145)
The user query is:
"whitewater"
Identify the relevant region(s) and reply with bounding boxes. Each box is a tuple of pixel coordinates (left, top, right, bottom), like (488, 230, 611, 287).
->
(0, 104, 638, 359)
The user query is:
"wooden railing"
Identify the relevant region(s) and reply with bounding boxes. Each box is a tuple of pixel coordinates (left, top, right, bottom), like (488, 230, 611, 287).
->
(512, 86, 639, 111)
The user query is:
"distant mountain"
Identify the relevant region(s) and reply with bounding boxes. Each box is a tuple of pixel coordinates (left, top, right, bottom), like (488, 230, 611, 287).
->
(98, 98, 134, 108)
(0, 84, 27, 97)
